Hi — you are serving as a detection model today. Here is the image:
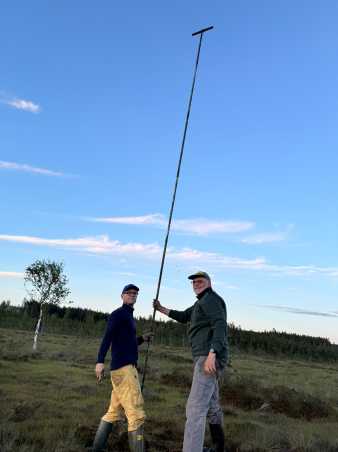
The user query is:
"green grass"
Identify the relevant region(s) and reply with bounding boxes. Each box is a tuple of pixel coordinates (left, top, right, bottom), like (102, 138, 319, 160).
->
(1, 328, 338, 451)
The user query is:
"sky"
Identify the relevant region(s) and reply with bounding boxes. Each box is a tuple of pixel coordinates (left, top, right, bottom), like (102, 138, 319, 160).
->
(1, 1, 338, 344)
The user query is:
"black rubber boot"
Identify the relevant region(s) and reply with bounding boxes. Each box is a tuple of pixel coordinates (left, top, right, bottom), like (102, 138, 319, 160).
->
(92, 420, 113, 452)
(128, 425, 144, 452)
(209, 423, 225, 452)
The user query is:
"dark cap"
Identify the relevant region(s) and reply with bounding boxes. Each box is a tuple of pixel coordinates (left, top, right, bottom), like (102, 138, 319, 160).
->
(187, 271, 211, 281)
(122, 284, 139, 294)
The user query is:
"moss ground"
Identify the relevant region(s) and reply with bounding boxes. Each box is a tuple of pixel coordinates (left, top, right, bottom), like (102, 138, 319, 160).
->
(0, 328, 337, 451)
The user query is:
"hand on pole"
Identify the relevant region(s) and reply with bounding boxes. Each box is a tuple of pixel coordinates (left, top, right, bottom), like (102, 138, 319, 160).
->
(142, 332, 154, 343)
(153, 299, 170, 316)
(153, 299, 162, 311)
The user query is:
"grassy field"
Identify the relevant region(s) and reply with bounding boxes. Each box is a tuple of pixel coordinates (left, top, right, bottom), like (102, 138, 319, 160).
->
(0, 327, 338, 452)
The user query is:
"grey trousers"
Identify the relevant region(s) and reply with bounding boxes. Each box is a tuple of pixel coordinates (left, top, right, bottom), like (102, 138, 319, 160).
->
(182, 356, 224, 452)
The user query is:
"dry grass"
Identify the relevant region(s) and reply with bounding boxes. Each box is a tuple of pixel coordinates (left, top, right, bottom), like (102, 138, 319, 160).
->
(0, 327, 338, 451)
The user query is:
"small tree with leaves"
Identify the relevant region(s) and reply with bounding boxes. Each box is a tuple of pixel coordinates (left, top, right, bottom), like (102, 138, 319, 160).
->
(24, 259, 71, 351)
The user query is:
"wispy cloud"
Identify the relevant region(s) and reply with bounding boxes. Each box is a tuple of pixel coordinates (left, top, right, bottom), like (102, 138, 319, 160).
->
(6, 98, 41, 113)
(0, 92, 41, 113)
(0, 161, 72, 178)
(169, 247, 267, 269)
(90, 214, 164, 226)
(241, 225, 293, 245)
(172, 219, 254, 235)
(90, 214, 255, 236)
(0, 234, 161, 257)
(113, 271, 137, 277)
(214, 281, 239, 290)
(1, 233, 338, 279)
(0, 271, 24, 278)
(257, 304, 338, 318)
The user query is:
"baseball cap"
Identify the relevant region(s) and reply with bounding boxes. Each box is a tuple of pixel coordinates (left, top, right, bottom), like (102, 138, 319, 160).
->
(122, 284, 139, 294)
(187, 271, 211, 281)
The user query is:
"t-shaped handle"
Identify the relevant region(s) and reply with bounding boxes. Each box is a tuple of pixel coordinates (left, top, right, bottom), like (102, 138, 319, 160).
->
(192, 26, 214, 36)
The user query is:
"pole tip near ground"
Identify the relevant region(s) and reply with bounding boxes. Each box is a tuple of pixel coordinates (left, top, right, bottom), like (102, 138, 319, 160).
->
(192, 26, 214, 37)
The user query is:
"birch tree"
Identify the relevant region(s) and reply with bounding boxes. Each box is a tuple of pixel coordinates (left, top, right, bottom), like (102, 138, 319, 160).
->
(24, 260, 71, 351)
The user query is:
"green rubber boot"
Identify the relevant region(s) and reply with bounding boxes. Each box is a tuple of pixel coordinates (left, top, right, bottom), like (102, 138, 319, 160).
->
(92, 420, 113, 452)
(209, 423, 225, 452)
(128, 425, 144, 452)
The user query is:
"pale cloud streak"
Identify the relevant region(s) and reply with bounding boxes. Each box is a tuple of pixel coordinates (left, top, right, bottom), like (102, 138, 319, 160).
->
(90, 214, 255, 236)
(0, 234, 161, 257)
(258, 304, 338, 318)
(91, 214, 164, 226)
(0, 92, 41, 113)
(172, 219, 254, 235)
(0, 161, 71, 177)
(1, 233, 338, 278)
(6, 98, 41, 113)
(0, 271, 24, 278)
(241, 225, 293, 245)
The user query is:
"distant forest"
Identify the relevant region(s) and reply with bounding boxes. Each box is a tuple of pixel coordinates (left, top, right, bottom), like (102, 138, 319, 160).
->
(1, 299, 337, 363)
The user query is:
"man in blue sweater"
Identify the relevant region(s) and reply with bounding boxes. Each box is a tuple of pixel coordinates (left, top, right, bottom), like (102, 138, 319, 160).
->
(92, 284, 151, 452)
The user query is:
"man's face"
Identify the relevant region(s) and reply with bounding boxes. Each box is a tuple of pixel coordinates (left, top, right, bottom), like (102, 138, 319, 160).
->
(121, 290, 139, 305)
(191, 277, 211, 295)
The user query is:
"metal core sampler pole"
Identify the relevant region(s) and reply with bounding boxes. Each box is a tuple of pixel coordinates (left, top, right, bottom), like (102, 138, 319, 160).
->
(141, 26, 214, 392)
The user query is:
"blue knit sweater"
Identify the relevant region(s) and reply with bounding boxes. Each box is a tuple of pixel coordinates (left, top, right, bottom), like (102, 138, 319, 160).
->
(97, 304, 144, 370)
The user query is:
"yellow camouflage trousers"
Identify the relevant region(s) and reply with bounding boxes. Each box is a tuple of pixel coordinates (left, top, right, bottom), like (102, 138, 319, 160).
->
(102, 364, 145, 431)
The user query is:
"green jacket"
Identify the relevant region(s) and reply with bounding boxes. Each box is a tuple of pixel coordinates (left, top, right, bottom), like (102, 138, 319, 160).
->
(169, 287, 228, 366)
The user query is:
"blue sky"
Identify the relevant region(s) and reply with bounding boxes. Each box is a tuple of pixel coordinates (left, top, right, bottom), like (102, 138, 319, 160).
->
(1, 1, 338, 343)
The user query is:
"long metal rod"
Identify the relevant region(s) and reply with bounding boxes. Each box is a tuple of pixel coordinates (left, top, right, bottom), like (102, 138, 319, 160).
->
(141, 26, 214, 391)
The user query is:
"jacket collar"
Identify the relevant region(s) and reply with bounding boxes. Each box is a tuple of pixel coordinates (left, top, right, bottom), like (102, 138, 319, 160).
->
(196, 287, 212, 300)
(122, 303, 134, 312)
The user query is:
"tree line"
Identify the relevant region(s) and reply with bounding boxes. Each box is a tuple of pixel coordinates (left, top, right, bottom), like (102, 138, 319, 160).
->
(1, 299, 337, 362)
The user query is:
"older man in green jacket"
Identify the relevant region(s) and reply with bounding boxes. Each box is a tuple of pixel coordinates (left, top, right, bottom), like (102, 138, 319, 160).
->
(153, 271, 228, 452)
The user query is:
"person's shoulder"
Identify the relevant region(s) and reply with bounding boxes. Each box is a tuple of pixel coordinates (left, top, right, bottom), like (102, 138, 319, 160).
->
(212, 290, 225, 302)
(206, 290, 226, 306)
(109, 306, 124, 318)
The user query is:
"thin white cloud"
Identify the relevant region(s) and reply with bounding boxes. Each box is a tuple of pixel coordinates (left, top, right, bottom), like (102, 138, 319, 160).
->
(113, 271, 137, 277)
(214, 281, 239, 290)
(172, 219, 254, 235)
(5, 98, 41, 113)
(241, 232, 287, 244)
(0, 234, 161, 257)
(169, 247, 267, 270)
(90, 214, 254, 236)
(1, 233, 338, 279)
(224, 285, 239, 290)
(0, 161, 71, 177)
(90, 214, 165, 226)
(258, 304, 338, 318)
(242, 225, 293, 245)
(0, 271, 24, 278)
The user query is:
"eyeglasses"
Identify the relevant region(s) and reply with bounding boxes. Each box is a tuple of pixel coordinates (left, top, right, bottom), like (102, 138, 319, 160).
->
(192, 279, 207, 285)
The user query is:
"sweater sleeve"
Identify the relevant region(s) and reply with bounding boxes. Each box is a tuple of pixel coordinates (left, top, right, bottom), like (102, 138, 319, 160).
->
(97, 312, 119, 363)
(168, 305, 194, 324)
(203, 295, 227, 355)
